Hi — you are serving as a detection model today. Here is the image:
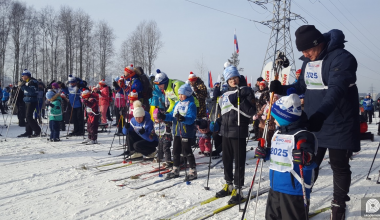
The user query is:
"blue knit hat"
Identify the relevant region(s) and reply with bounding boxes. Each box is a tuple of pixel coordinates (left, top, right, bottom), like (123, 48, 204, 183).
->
(223, 66, 240, 81)
(271, 94, 302, 126)
(178, 83, 193, 97)
(45, 89, 56, 100)
(68, 75, 76, 83)
(21, 69, 31, 77)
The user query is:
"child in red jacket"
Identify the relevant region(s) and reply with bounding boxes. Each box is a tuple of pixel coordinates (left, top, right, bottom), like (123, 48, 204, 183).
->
(82, 89, 100, 145)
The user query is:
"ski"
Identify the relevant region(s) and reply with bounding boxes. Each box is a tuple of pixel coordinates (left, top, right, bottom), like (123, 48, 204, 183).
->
(309, 206, 331, 218)
(95, 158, 154, 172)
(110, 166, 167, 182)
(194, 186, 271, 220)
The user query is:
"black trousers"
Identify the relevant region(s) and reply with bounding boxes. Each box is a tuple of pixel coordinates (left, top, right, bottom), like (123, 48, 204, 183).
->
(173, 136, 196, 168)
(265, 188, 309, 220)
(254, 119, 259, 138)
(364, 110, 374, 123)
(127, 131, 157, 156)
(222, 136, 247, 187)
(25, 102, 41, 135)
(114, 107, 125, 133)
(157, 134, 172, 162)
(0, 101, 5, 113)
(313, 147, 353, 203)
(72, 107, 84, 134)
(212, 132, 223, 154)
(17, 102, 26, 125)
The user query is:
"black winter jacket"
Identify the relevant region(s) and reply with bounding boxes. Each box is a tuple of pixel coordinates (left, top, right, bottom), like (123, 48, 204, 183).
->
(219, 76, 256, 138)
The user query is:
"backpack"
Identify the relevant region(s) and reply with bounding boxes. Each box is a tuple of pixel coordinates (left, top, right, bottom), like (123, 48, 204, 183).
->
(134, 67, 153, 100)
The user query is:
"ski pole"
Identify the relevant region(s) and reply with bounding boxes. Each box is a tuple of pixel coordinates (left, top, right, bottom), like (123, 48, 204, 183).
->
(108, 114, 123, 155)
(158, 120, 163, 177)
(205, 98, 220, 190)
(296, 139, 309, 220)
(3, 85, 22, 141)
(366, 142, 380, 180)
(66, 89, 77, 139)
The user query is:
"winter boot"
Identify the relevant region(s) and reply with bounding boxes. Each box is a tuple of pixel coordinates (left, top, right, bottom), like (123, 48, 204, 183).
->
(228, 187, 244, 205)
(130, 152, 143, 159)
(53, 138, 61, 142)
(17, 132, 31, 138)
(164, 161, 174, 169)
(184, 168, 197, 181)
(146, 150, 158, 159)
(86, 140, 98, 145)
(215, 183, 233, 198)
(165, 166, 180, 180)
(331, 200, 346, 220)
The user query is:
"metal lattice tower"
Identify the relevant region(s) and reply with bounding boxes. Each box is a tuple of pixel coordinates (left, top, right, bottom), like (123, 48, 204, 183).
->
(250, 0, 307, 77)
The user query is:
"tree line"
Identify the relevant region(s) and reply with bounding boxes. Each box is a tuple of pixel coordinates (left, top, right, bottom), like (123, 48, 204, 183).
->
(0, 0, 162, 85)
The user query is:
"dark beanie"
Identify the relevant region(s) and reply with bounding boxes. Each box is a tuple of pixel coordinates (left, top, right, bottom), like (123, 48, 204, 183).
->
(257, 77, 263, 82)
(295, 25, 324, 51)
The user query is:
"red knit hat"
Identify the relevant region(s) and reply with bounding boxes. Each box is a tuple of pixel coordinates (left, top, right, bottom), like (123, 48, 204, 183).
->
(259, 81, 266, 87)
(188, 72, 197, 82)
(99, 79, 106, 86)
(129, 89, 138, 101)
(124, 64, 135, 77)
(81, 89, 91, 99)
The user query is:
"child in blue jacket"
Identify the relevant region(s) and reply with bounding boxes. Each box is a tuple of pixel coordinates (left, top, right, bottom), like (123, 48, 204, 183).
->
(254, 94, 317, 220)
(157, 83, 198, 181)
(362, 93, 374, 124)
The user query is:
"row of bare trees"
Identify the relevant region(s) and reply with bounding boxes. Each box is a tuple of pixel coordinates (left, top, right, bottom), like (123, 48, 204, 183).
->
(0, 0, 163, 86)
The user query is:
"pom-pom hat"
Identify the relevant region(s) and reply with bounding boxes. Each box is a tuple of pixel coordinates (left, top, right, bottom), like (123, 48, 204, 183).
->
(124, 64, 135, 74)
(188, 72, 197, 82)
(45, 89, 55, 100)
(81, 89, 91, 99)
(133, 100, 145, 118)
(22, 69, 31, 77)
(154, 69, 169, 85)
(271, 94, 302, 126)
(99, 79, 106, 86)
(68, 75, 76, 83)
(129, 89, 138, 101)
(223, 66, 240, 82)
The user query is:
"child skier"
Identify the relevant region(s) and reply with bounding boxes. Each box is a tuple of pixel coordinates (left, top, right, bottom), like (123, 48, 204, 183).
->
(254, 94, 317, 220)
(196, 119, 212, 155)
(46, 89, 62, 142)
(153, 108, 173, 167)
(157, 83, 198, 181)
(81, 89, 100, 144)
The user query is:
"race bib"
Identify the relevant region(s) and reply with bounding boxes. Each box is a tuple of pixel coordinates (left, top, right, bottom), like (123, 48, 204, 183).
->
(304, 60, 326, 90)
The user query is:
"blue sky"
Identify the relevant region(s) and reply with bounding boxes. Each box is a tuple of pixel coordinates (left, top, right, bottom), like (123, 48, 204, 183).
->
(27, 0, 380, 93)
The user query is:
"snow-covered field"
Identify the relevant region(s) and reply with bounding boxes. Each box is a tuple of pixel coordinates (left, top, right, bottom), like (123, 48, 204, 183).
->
(0, 115, 379, 220)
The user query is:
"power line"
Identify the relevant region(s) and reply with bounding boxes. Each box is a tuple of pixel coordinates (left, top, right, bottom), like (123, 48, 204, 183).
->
(318, 0, 380, 61)
(292, 0, 329, 30)
(184, 0, 261, 23)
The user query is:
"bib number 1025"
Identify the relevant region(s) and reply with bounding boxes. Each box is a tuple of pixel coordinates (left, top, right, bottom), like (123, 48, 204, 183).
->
(306, 72, 318, 79)
(271, 148, 288, 157)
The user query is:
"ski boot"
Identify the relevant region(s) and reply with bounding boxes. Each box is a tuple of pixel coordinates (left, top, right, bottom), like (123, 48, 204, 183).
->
(184, 168, 197, 181)
(165, 166, 180, 180)
(228, 187, 244, 205)
(215, 183, 233, 198)
(146, 150, 158, 159)
(331, 200, 346, 220)
(53, 138, 61, 142)
(130, 152, 143, 159)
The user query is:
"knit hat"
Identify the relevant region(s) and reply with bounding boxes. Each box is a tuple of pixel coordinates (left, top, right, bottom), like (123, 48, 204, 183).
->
(259, 81, 266, 87)
(22, 69, 31, 77)
(133, 100, 145, 117)
(68, 75, 76, 83)
(223, 66, 240, 82)
(129, 89, 139, 101)
(224, 61, 231, 69)
(124, 64, 135, 75)
(367, 93, 371, 97)
(271, 94, 302, 126)
(45, 89, 56, 100)
(257, 77, 263, 82)
(178, 83, 193, 97)
(214, 82, 220, 86)
(81, 89, 91, 99)
(295, 25, 325, 51)
(51, 82, 59, 89)
(154, 69, 169, 85)
(188, 72, 197, 82)
(99, 79, 106, 86)
(296, 69, 302, 74)
(153, 108, 159, 120)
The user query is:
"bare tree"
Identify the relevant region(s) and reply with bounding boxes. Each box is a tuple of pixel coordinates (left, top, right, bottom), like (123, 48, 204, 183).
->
(9, 1, 27, 83)
(0, 0, 11, 84)
(59, 6, 76, 79)
(145, 20, 163, 75)
(94, 20, 114, 81)
(74, 9, 92, 79)
(195, 54, 207, 82)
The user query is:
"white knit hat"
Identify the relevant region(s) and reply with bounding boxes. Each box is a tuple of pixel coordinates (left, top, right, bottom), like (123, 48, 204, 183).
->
(68, 75, 76, 83)
(129, 89, 138, 101)
(99, 79, 106, 85)
(224, 61, 231, 69)
(133, 100, 145, 117)
(188, 72, 197, 82)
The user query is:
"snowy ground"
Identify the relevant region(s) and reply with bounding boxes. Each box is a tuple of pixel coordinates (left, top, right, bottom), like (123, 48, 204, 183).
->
(0, 114, 380, 220)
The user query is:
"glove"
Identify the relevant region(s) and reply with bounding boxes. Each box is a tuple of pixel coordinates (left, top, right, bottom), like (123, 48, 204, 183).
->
(113, 81, 118, 88)
(254, 146, 267, 159)
(292, 149, 313, 166)
(239, 87, 252, 97)
(125, 122, 130, 129)
(252, 115, 258, 120)
(18, 81, 24, 86)
(175, 113, 185, 122)
(138, 127, 145, 135)
(269, 80, 282, 94)
(157, 111, 166, 120)
(307, 111, 326, 132)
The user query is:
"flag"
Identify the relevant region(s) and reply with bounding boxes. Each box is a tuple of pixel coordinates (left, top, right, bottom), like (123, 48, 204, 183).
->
(234, 31, 239, 54)
(208, 71, 213, 88)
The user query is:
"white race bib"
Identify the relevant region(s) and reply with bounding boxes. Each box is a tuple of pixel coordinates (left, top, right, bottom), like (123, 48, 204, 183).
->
(269, 132, 294, 172)
(304, 60, 326, 90)
(154, 123, 166, 136)
(166, 90, 178, 101)
(218, 90, 251, 118)
(173, 101, 189, 117)
(254, 91, 262, 100)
